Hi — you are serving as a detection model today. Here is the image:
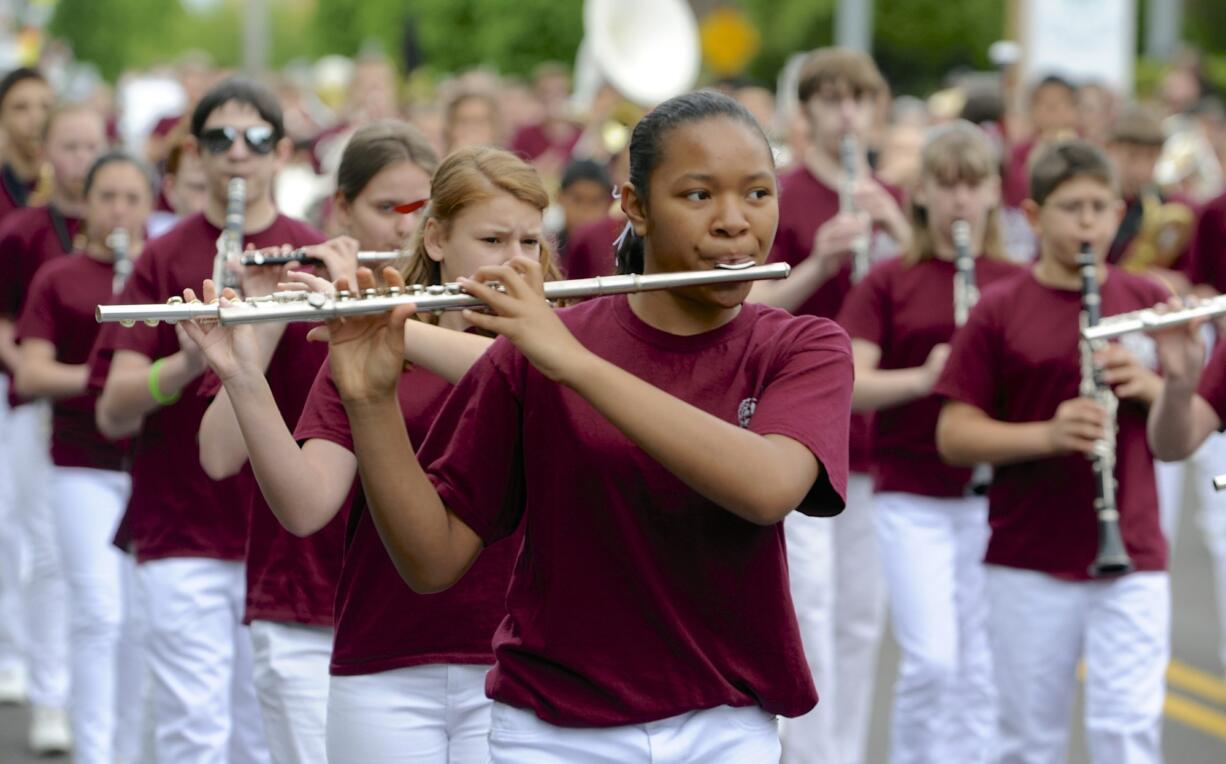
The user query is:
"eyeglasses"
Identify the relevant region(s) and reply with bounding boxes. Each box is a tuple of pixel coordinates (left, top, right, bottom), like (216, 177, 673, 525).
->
(199, 125, 278, 156)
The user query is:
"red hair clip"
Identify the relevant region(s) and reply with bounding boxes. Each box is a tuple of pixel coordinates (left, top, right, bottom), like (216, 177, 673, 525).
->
(394, 199, 428, 214)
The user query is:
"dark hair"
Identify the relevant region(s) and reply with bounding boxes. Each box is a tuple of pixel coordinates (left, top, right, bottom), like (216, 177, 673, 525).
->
(615, 90, 772, 274)
(0, 67, 47, 111)
(83, 150, 157, 198)
(1028, 139, 1116, 206)
(190, 76, 284, 141)
(336, 120, 439, 202)
(1030, 74, 1077, 103)
(560, 158, 611, 192)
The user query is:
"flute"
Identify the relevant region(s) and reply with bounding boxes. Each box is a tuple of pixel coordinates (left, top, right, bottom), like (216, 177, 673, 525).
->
(108, 228, 132, 296)
(238, 249, 403, 267)
(97, 261, 791, 327)
(1077, 243, 1133, 577)
(213, 177, 246, 293)
(840, 134, 870, 283)
(1082, 294, 1226, 341)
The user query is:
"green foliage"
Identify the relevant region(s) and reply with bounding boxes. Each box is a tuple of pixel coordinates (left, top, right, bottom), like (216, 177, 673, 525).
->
(874, 0, 1004, 95)
(740, 0, 835, 85)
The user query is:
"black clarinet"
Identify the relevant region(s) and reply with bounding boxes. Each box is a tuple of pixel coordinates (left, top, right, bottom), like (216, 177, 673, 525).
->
(1077, 242, 1133, 576)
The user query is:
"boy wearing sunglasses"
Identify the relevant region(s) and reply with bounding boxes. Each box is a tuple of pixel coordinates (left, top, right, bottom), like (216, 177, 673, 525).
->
(91, 77, 324, 763)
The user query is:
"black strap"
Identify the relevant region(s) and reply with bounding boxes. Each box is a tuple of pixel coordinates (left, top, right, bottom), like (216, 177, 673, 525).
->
(47, 205, 73, 254)
(0, 163, 30, 208)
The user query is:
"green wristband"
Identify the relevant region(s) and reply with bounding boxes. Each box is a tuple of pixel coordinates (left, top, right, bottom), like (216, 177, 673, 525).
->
(148, 358, 180, 406)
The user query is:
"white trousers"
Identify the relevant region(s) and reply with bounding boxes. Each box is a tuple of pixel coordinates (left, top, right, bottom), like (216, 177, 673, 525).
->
(249, 620, 331, 764)
(138, 557, 269, 764)
(1155, 432, 1226, 671)
(987, 566, 1169, 764)
(874, 492, 996, 764)
(50, 466, 144, 764)
(780, 472, 885, 764)
(0, 375, 26, 675)
(488, 702, 781, 764)
(9, 401, 68, 710)
(326, 663, 492, 764)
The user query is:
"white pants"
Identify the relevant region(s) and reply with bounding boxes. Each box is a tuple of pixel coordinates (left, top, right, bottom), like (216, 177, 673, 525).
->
(987, 566, 1169, 764)
(326, 663, 492, 764)
(9, 401, 68, 710)
(874, 492, 996, 764)
(50, 466, 143, 764)
(1155, 432, 1226, 671)
(249, 620, 331, 764)
(780, 472, 885, 764)
(488, 702, 781, 764)
(0, 375, 26, 676)
(138, 557, 269, 764)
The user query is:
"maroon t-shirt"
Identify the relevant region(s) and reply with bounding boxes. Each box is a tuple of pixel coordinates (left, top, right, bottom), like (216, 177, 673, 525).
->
(1185, 190, 1226, 293)
(88, 212, 324, 563)
(509, 121, 581, 163)
(562, 215, 621, 280)
(294, 360, 517, 675)
(838, 256, 1022, 497)
(1002, 138, 1036, 209)
(933, 266, 1170, 580)
(420, 295, 852, 727)
(0, 205, 80, 382)
(0, 163, 34, 225)
(16, 253, 129, 471)
(769, 163, 903, 473)
(196, 318, 343, 627)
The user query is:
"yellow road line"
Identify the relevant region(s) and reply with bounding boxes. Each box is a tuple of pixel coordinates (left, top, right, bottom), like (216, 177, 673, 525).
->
(1167, 659, 1226, 706)
(1164, 692, 1226, 740)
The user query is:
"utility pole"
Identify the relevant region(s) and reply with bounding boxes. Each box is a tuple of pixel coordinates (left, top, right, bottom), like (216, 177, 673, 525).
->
(1144, 0, 1183, 60)
(835, 0, 874, 53)
(242, 0, 269, 76)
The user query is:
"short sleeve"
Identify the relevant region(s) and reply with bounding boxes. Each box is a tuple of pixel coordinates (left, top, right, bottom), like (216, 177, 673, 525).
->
(932, 300, 1000, 413)
(837, 265, 890, 346)
(1198, 340, 1226, 429)
(747, 318, 854, 516)
(15, 266, 60, 344)
(1186, 204, 1226, 292)
(419, 340, 526, 545)
(293, 361, 354, 452)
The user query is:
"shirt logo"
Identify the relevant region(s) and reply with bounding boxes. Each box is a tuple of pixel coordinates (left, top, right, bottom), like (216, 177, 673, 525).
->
(738, 397, 758, 429)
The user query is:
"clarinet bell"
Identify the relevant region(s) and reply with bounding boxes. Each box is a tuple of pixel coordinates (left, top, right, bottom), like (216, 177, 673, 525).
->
(1090, 518, 1133, 577)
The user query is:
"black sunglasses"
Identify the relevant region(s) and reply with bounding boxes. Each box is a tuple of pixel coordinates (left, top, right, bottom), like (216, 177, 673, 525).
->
(199, 125, 278, 156)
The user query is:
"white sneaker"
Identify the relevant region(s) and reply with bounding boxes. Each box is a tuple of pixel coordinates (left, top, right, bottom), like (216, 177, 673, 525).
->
(28, 705, 72, 755)
(0, 663, 26, 704)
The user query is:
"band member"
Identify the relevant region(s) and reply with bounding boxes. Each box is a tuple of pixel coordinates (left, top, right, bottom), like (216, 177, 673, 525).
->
(1001, 75, 1080, 209)
(935, 140, 1170, 763)
(182, 144, 548, 764)
(839, 121, 1018, 763)
(148, 137, 209, 238)
(188, 121, 437, 764)
(90, 77, 322, 763)
(14, 151, 154, 764)
(1146, 303, 1226, 681)
(0, 67, 52, 222)
(751, 47, 908, 764)
(325, 90, 851, 763)
(0, 101, 106, 754)
(444, 91, 503, 153)
(552, 157, 613, 264)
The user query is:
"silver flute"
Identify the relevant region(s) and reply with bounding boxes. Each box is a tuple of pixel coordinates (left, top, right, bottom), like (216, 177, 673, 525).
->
(238, 249, 404, 267)
(1082, 294, 1226, 342)
(951, 219, 991, 496)
(97, 262, 791, 327)
(840, 133, 870, 283)
(1077, 243, 1133, 576)
(213, 178, 246, 293)
(108, 228, 132, 296)
(951, 220, 978, 328)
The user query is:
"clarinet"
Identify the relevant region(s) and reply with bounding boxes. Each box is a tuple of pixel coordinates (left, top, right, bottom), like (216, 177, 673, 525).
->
(840, 133, 870, 283)
(952, 219, 991, 496)
(1077, 243, 1133, 577)
(108, 228, 132, 296)
(213, 177, 246, 294)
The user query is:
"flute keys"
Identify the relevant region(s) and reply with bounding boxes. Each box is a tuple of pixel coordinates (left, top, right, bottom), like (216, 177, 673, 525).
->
(337, 290, 352, 301)
(386, 286, 402, 296)
(120, 320, 135, 328)
(307, 292, 327, 308)
(362, 288, 378, 300)
(427, 284, 446, 295)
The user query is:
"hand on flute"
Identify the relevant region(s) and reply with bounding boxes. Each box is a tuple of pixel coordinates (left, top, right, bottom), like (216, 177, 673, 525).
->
(327, 267, 416, 406)
(178, 280, 264, 383)
(1148, 295, 1208, 394)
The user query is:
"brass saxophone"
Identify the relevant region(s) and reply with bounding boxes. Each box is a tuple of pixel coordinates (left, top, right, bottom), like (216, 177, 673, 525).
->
(1077, 243, 1133, 576)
